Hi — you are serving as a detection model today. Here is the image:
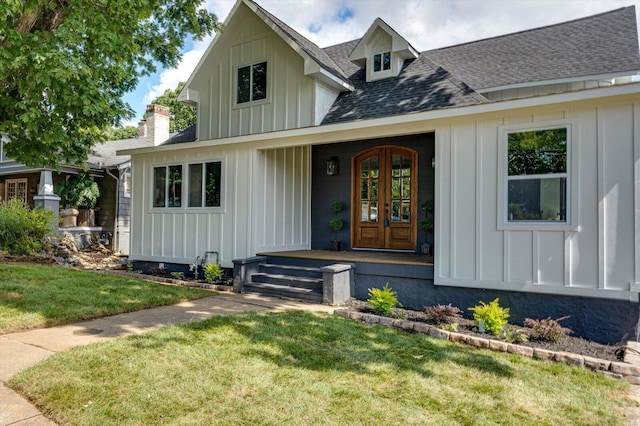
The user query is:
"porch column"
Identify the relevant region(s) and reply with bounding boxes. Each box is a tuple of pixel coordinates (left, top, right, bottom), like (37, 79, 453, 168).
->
(321, 263, 353, 305)
(33, 170, 60, 229)
(233, 256, 267, 293)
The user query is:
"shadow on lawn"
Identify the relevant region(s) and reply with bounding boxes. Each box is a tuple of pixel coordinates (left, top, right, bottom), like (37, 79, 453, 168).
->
(182, 311, 514, 379)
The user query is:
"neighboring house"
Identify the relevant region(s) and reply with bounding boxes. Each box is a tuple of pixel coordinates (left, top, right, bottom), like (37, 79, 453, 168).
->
(0, 104, 170, 255)
(122, 0, 640, 343)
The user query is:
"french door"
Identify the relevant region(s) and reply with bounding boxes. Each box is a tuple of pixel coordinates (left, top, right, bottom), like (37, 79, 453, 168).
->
(351, 146, 417, 250)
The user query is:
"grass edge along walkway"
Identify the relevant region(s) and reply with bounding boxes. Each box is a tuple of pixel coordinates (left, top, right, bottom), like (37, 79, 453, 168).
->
(0, 263, 212, 334)
(9, 311, 630, 425)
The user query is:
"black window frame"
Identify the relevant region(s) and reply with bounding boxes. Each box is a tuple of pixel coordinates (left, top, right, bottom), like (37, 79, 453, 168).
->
(237, 61, 268, 104)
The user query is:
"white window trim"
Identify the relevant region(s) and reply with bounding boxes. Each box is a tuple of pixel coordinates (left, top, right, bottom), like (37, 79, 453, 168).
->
(186, 160, 224, 210)
(497, 120, 579, 232)
(150, 159, 225, 212)
(233, 60, 270, 108)
(151, 164, 183, 209)
(372, 51, 391, 73)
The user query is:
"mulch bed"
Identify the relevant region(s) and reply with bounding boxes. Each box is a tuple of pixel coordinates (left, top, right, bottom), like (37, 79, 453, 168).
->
(346, 299, 622, 362)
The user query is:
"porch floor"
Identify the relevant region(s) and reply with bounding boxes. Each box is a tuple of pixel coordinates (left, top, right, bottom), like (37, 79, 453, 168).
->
(257, 250, 433, 266)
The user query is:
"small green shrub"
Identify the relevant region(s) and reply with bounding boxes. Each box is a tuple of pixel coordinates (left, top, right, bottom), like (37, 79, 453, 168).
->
(204, 263, 224, 282)
(367, 283, 401, 315)
(502, 326, 528, 343)
(469, 298, 510, 336)
(524, 316, 572, 342)
(0, 199, 54, 255)
(423, 304, 463, 324)
(170, 272, 185, 280)
(441, 322, 458, 332)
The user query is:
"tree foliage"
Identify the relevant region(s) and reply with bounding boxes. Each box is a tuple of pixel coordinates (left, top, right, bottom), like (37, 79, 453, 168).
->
(0, 0, 221, 168)
(150, 82, 196, 132)
(507, 128, 567, 176)
(105, 126, 139, 141)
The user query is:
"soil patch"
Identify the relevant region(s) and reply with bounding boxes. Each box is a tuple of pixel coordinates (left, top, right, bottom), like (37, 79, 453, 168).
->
(346, 299, 622, 362)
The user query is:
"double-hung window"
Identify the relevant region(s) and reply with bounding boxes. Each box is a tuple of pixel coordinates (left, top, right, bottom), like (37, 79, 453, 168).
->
(188, 161, 221, 208)
(153, 165, 182, 208)
(506, 127, 569, 223)
(373, 52, 391, 72)
(237, 61, 267, 104)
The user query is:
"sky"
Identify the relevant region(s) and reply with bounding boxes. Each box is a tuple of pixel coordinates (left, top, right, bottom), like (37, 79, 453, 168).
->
(121, 0, 640, 126)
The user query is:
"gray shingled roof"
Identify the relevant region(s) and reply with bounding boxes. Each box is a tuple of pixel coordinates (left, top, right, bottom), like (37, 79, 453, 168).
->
(167, 4, 639, 140)
(322, 40, 487, 124)
(88, 137, 150, 168)
(425, 6, 640, 91)
(247, 0, 351, 87)
(161, 124, 197, 146)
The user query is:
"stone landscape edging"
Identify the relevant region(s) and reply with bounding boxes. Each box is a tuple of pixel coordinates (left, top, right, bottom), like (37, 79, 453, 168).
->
(101, 269, 235, 291)
(333, 308, 640, 384)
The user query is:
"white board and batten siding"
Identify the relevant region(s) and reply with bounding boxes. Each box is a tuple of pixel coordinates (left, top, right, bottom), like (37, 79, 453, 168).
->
(435, 99, 640, 301)
(128, 145, 311, 267)
(190, 3, 324, 141)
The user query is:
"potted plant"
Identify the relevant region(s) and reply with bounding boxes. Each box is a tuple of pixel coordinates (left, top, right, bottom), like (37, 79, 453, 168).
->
(329, 201, 344, 251)
(419, 200, 433, 255)
(54, 173, 100, 227)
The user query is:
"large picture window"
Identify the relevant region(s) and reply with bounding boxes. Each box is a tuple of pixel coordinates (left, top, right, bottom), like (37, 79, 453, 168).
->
(188, 161, 221, 208)
(506, 127, 568, 222)
(153, 165, 182, 208)
(237, 61, 267, 104)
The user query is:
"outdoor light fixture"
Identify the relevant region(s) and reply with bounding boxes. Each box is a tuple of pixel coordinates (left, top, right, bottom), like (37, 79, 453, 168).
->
(431, 157, 435, 168)
(326, 157, 339, 175)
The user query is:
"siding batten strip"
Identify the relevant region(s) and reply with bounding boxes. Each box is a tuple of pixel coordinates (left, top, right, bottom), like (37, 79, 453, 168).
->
(475, 122, 482, 280)
(634, 101, 640, 286)
(218, 63, 222, 139)
(450, 126, 456, 278)
(564, 231, 571, 287)
(597, 107, 606, 289)
(532, 230, 539, 284)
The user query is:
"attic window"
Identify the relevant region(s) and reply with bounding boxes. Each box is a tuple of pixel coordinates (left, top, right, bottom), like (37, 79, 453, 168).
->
(373, 52, 391, 72)
(237, 61, 267, 104)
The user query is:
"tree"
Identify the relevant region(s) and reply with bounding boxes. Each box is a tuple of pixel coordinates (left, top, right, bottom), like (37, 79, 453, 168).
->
(0, 1, 221, 168)
(150, 82, 196, 132)
(105, 126, 139, 140)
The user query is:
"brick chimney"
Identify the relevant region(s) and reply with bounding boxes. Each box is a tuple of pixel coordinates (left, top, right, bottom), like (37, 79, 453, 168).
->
(144, 104, 170, 146)
(137, 119, 147, 137)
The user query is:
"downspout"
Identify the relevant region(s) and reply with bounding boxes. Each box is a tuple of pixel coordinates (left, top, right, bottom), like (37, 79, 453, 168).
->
(105, 168, 120, 252)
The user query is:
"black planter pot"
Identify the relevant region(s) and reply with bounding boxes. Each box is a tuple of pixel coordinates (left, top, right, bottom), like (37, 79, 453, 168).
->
(330, 240, 341, 251)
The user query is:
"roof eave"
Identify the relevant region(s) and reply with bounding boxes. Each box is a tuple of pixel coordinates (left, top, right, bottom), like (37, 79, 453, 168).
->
(478, 70, 640, 93)
(120, 83, 640, 156)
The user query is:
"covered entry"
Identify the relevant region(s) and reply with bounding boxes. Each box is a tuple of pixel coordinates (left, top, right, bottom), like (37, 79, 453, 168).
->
(352, 146, 417, 250)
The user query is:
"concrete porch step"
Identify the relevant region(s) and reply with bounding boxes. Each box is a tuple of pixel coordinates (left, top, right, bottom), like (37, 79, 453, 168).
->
(251, 273, 323, 290)
(258, 264, 323, 279)
(243, 281, 323, 303)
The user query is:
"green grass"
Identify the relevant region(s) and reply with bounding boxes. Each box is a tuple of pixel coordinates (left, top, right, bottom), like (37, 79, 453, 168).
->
(0, 264, 212, 334)
(9, 311, 629, 425)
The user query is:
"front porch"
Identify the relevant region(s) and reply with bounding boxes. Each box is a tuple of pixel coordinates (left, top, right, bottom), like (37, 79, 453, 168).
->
(232, 249, 434, 307)
(258, 249, 433, 267)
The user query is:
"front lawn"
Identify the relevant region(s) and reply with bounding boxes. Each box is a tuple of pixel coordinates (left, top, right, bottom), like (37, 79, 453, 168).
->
(9, 311, 629, 425)
(0, 264, 212, 334)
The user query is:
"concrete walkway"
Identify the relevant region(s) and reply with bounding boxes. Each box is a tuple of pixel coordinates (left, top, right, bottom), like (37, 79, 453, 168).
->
(0, 292, 336, 426)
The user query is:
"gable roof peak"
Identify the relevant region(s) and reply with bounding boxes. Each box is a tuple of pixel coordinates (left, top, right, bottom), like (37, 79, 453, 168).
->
(348, 17, 419, 68)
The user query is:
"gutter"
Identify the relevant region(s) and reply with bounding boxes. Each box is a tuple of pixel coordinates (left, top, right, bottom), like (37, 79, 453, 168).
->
(120, 82, 640, 156)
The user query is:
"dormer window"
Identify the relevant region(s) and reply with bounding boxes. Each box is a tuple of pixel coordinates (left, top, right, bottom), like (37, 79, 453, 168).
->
(373, 52, 391, 72)
(237, 61, 268, 104)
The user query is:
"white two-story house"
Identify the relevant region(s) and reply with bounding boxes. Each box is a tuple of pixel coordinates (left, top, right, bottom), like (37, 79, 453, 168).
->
(122, 0, 640, 344)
